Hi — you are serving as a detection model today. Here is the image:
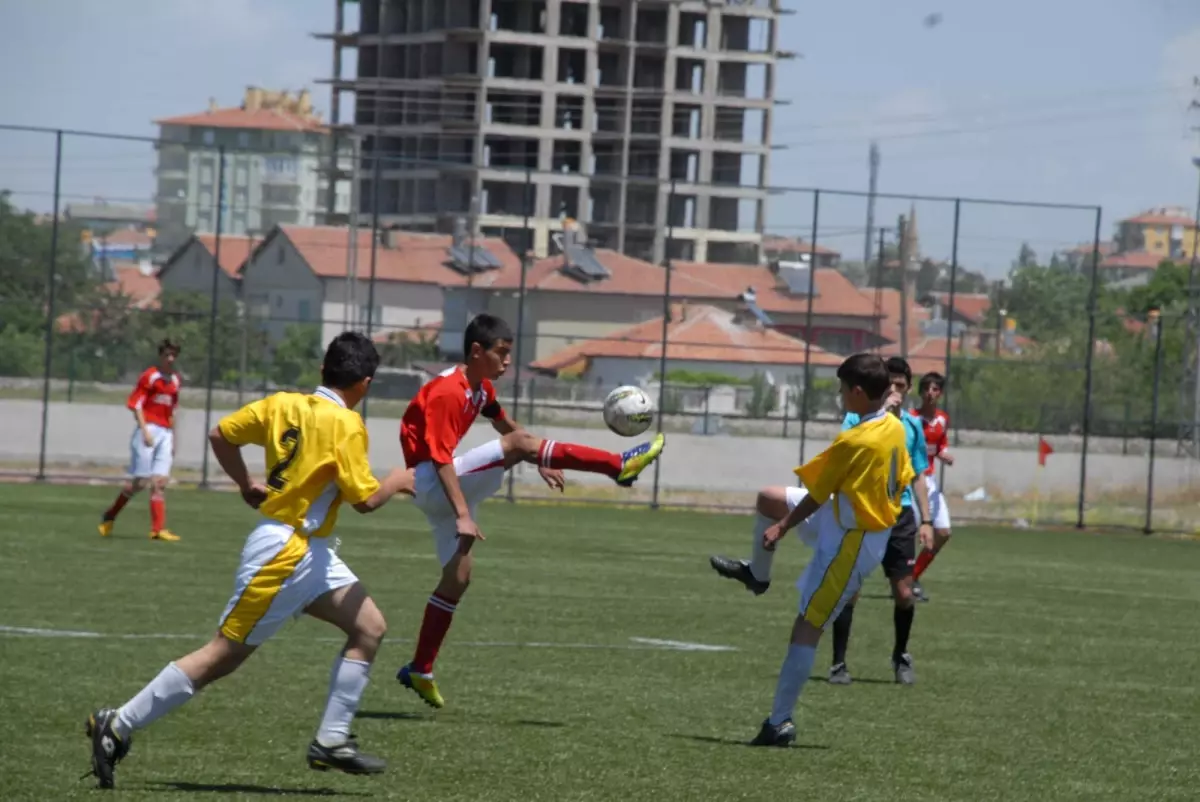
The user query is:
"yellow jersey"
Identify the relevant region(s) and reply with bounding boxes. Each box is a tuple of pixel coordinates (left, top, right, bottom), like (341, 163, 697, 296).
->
(794, 408, 916, 531)
(218, 387, 380, 538)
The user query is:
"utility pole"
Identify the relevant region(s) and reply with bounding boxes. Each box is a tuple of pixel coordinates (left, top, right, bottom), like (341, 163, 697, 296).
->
(863, 142, 880, 271)
(897, 212, 912, 358)
(1180, 78, 1200, 457)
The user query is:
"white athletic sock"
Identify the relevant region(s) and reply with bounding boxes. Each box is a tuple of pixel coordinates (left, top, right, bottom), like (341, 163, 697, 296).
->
(316, 656, 371, 748)
(115, 662, 195, 738)
(748, 513, 775, 583)
(768, 643, 817, 726)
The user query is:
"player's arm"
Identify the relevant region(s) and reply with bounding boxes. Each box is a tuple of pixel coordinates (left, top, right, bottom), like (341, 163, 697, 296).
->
(127, 373, 153, 446)
(423, 395, 484, 540)
(209, 398, 271, 509)
(353, 467, 414, 513)
(764, 440, 849, 549)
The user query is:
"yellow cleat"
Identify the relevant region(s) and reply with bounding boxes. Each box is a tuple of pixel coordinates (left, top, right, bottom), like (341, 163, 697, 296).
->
(615, 432, 666, 487)
(98, 521, 114, 538)
(150, 530, 181, 542)
(397, 664, 445, 709)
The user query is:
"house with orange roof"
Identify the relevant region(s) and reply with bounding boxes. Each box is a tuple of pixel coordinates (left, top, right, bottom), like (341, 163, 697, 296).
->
(240, 223, 518, 345)
(153, 87, 348, 258)
(156, 232, 254, 302)
(443, 222, 882, 362)
(529, 303, 844, 390)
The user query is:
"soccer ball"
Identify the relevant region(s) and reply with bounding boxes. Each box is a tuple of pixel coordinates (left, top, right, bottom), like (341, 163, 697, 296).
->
(603, 385, 655, 437)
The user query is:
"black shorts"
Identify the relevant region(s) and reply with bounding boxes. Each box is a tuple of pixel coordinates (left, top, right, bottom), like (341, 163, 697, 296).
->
(881, 506, 917, 580)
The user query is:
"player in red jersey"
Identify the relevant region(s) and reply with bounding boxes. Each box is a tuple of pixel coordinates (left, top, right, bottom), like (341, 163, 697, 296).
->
(98, 339, 183, 541)
(910, 371, 953, 601)
(395, 313, 666, 708)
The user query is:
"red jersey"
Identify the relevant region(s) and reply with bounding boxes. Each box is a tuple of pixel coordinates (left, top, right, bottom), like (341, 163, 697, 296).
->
(400, 367, 505, 467)
(128, 367, 180, 428)
(913, 408, 950, 476)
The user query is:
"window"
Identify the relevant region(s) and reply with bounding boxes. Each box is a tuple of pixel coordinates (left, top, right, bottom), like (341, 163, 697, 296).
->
(237, 131, 250, 148)
(360, 305, 383, 325)
(816, 331, 855, 354)
(298, 299, 312, 321)
(202, 129, 215, 145)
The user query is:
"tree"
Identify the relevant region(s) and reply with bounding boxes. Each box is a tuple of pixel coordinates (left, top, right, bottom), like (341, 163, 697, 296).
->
(271, 324, 323, 389)
(1014, 242, 1038, 270)
(743, 371, 779, 418)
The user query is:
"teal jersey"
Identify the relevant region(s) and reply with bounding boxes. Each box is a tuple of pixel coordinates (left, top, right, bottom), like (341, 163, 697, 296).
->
(842, 409, 928, 508)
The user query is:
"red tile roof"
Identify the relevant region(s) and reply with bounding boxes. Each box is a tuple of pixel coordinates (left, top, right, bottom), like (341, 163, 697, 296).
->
(193, 233, 256, 278)
(277, 226, 518, 286)
(1121, 211, 1196, 228)
(928, 291, 991, 324)
(1099, 251, 1165, 270)
(762, 235, 841, 258)
(530, 304, 844, 374)
(109, 263, 161, 309)
(1065, 241, 1117, 257)
(155, 106, 327, 133)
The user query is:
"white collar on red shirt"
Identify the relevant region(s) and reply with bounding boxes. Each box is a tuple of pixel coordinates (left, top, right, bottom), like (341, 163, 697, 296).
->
(313, 386, 346, 408)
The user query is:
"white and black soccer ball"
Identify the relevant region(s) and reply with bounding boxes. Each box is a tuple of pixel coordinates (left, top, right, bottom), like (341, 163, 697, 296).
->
(603, 385, 655, 437)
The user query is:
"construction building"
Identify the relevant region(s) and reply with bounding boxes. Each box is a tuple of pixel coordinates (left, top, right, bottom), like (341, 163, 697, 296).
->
(317, 0, 791, 264)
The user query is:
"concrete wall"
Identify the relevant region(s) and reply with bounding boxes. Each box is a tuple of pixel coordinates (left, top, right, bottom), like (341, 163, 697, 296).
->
(6, 400, 1199, 506)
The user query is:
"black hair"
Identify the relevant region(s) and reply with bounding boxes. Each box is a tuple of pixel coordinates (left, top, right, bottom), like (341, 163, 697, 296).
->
(158, 338, 181, 355)
(463, 313, 514, 358)
(885, 356, 912, 388)
(919, 372, 946, 394)
(321, 331, 380, 389)
(836, 353, 891, 401)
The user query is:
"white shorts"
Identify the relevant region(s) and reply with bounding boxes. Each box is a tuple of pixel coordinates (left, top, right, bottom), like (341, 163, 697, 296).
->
(412, 440, 507, 567)
(218, 521, 357, 646)
(925, 474, 952, 531)
(784, 486, 891, 631)
(129, 424, 173, 478)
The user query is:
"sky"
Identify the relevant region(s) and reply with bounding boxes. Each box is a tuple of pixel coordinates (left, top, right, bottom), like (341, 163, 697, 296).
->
(1, 0, 1199, 277)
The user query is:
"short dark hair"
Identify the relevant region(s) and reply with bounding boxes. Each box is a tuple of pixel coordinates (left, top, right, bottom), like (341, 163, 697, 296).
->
(919, 372, 946, 393)
(836, 353, 891, 400)
(463, 313, 513, 358)
(321, 331, 380, 389)
(158, 338, 180, 355)
(885, 356, 912, 388)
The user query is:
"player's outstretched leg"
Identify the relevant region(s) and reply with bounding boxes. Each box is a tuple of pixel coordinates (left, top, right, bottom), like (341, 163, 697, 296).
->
(710, 487, 790, 595)
(305, 583, 388, 775)
(98, 479, 144, 537)
(84, 637, 253, 789)
(499, 430, 665, 487)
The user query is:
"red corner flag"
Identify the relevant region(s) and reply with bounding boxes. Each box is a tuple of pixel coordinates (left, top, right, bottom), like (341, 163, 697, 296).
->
(1038, 437, 1054, 467)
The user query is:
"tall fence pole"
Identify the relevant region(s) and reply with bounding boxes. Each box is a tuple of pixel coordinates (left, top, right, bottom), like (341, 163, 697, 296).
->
(797, 190, 821, 466)
(938, 199, 961, 492)
(650, 179, 677, 511)
(506, 167, 533, 503)
(1143, 310, 1165, 534)
(1076, 206, 1104, 529)
(361, 144, 382, 421)
(199, 145, 227, 488)
(35, 130, 64, 481)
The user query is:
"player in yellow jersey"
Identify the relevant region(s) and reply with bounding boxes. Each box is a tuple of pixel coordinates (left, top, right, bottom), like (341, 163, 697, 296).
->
(83, 332, 414, 789)
(712, 354, 915, 747)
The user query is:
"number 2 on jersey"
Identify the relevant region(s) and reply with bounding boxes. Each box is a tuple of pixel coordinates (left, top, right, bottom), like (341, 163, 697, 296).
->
(887, 447, 900, 502)
(266, 427, 301, 491)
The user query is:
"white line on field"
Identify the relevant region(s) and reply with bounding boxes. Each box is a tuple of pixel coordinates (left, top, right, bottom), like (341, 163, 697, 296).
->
(0, 625, 737, 652)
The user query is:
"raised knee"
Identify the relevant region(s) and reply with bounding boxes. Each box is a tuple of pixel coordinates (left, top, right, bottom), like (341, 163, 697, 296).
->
(506, 430, 540, 459)
(361, 612, 387, 646)
(755, 487, 789, 519)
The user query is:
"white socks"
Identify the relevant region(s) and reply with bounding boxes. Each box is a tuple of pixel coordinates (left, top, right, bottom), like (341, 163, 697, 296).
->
(115, 662, 196, 739)
(768, 644, 816, 726)
(316, 656, 372, 748)
(748, 513, 775, 583)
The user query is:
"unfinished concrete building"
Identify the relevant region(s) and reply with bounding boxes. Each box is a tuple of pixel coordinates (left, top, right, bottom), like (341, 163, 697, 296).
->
(318, 0, 790, 264)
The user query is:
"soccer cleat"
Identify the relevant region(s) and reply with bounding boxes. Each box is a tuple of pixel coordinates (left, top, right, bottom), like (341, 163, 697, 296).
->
(828, 662, 852, 686)
(307, 738, 386, 775)
(708, 556, 770, 596)
(150, 530, 180, 542)
(397, 664, 445, 709)
(615, 433, 665, 487)
(85, 708, 130, 790)
(893, 653, 916, 685)
(98, 521, 114, 538)
(749, 718, 796, 748)
(911, 581, 929, 602)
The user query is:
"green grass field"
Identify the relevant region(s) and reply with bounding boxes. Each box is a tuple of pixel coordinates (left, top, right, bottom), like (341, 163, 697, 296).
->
(3, 484, 1200, 801)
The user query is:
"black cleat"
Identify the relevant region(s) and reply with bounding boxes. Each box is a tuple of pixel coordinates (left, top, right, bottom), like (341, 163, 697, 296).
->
(307, 738, 386, 775)
(912, 580, 929, 602)
(85, 708, 130, 790)
(749, 717, 796, 747)
(709, 555, 770, 596)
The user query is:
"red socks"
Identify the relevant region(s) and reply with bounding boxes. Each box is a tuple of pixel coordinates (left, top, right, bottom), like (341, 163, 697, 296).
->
(412, 592, 459, 675)
(537, 439, 622, 478)
(150, 495, 166, 533)
(103, 491, 132, 522)
(912, 549, 936, 580)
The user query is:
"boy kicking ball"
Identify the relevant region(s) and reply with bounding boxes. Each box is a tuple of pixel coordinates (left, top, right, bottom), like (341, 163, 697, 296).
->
(709, 354, 916, 746)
